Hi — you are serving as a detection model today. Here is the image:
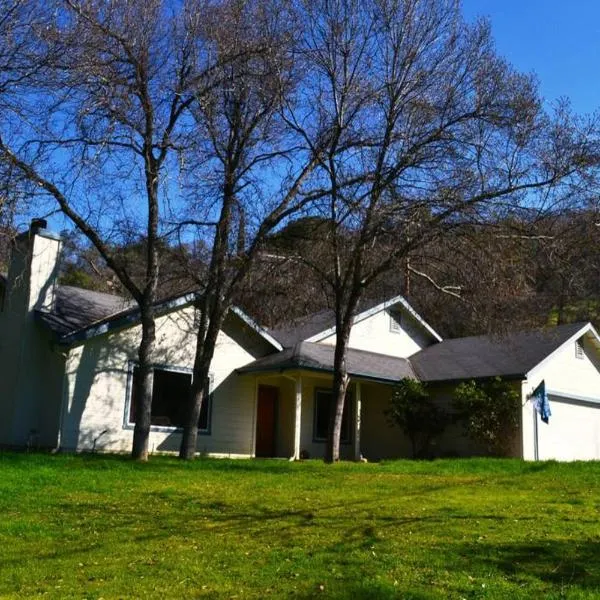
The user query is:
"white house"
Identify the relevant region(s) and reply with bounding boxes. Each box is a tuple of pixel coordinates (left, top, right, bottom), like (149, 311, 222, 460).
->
(1, 220, 600, 461)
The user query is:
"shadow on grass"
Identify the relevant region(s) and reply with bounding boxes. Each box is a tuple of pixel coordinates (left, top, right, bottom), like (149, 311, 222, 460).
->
(1, 478, 598, 599)
(294, 582, 431, 599)
(454, 539, 600, 591)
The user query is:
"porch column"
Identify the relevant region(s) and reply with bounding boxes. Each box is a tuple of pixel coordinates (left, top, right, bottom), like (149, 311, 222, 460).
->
(354, 381, 362, 461)
(293, 376, 302, 460)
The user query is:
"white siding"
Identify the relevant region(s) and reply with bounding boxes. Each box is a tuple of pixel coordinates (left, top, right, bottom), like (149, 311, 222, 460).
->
(359, 382, 411, 459)
(318, 308, 431, 358)
(522, 333, 600, 461)
(61, 307, 273, 456)
(0, 230, 64, 447)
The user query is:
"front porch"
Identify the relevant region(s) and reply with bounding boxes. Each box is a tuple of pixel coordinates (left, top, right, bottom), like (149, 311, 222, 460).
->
(247, 371, 413, 461)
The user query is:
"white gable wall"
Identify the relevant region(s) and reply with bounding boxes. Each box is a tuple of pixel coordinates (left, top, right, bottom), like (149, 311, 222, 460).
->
(317, 308, 432, 358)
(522, 331, 600, 461)
(61, 306, 273, 456)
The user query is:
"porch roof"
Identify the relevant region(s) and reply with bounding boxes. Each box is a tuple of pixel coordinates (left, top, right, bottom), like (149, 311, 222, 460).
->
(237, 341, 416, 383)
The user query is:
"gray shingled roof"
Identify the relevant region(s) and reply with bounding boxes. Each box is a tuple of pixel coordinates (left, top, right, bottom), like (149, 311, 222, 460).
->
(36, 285, 134, 337)
(33, 282, 593, 386)
(269, 295, 441, 347)
(411, 322, 589, 382)
(237, 341, 416, 383)
(269, 309, 336, 347)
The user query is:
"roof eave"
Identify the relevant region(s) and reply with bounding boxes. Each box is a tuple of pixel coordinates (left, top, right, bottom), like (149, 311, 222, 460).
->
(56, 292, 198, 347)
(524, 321, 599, 379)
(421, 372, 526, 385)
(305, 294, 442, 344)
(236, 362, 411, 385)
(52, 292, 282, 352)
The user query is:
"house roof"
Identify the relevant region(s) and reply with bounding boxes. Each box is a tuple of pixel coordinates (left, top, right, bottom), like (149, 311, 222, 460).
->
(37, 285, 134, 337)
(411, 322, 592, 383)
(36, 285, 282, 351)
(269, 294, 442, 347)
(237, 341, 416, 383)
(269, 309, 337, 347)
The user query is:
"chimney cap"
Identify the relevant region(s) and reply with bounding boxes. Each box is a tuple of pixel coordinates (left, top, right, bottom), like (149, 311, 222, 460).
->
(30, 218, 48, 231)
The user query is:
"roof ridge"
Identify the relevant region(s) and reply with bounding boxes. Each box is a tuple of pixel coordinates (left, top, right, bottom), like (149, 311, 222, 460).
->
(441, 321, 591, 343)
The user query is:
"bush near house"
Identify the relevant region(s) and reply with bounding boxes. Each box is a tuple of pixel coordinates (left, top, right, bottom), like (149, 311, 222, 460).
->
(385, 380, 447, 458)
(452, 377, 521, 456)
(0, 453, 599, 599)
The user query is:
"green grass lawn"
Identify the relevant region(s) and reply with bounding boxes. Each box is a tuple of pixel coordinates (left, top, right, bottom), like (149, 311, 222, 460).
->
(0, 454, 598, 599)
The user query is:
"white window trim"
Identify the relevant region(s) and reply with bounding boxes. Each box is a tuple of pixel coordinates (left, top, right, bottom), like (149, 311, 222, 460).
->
(123, 361, 213, 435)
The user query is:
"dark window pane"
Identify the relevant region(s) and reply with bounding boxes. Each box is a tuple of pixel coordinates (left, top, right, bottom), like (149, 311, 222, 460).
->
(151, 369, 191, 427)
(129, 366, 211, 432)
(314, 389, 351, 443)
(198, 380, 211, 431)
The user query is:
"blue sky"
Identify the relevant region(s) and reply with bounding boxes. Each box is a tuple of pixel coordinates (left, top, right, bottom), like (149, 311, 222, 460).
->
(462, 1, 600, 115)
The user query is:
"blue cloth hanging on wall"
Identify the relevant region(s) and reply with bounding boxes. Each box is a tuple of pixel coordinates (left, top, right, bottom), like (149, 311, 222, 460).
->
(532, 380, 551, 424)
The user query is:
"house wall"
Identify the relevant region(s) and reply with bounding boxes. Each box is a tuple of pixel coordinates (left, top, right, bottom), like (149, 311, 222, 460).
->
(61, 308, 275, 456)
(522, 332, 600, 461)
(258, 375, 524, 461)
(0, 228, 64, 448)
(317, 307, 431, 358)
(359, 382, 412, 460)
(275, 377, 296, 457)
(264, 376, 412, 461)
(296, 375, 355, 460)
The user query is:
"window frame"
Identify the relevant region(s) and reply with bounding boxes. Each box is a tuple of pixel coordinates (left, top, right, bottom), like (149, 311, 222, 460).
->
(312, 387, 353, 445)
(123, 361, 213, 435)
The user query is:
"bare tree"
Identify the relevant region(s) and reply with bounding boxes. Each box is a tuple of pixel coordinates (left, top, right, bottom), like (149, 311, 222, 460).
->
(285, 0, 598, 461)
(0, 0, 218, 460)
(175, 0, 326, 459)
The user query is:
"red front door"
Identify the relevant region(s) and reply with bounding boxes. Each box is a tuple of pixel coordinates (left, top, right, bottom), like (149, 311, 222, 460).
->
(256, 385, 278, 457)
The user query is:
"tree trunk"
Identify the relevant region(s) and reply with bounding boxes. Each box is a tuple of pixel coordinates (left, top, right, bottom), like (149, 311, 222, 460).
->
(179, 351, 212, 460)
(132, 309, 156, 461)
(325, 325, 352, 463)
(179, 303, 225, 459)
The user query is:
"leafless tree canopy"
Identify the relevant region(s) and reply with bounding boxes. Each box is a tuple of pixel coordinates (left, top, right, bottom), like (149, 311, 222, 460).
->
(279, 0, 599, 461)
(0, 0, 599, 462)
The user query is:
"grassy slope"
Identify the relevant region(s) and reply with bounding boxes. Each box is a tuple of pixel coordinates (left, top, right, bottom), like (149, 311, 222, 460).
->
(0, 454, 598, 599)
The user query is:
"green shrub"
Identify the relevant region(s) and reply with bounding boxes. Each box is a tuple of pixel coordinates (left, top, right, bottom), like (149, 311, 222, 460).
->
(385, 380, 447, 458)
(452, 377, 521, 456)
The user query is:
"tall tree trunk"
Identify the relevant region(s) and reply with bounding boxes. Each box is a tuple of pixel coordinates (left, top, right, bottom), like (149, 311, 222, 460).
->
(132, 308, 156, 461)
(325, 338, 351, 463)
(325, 306, 355, 463)
(179, 302, 226, 459)
(179, 351, 213, 459)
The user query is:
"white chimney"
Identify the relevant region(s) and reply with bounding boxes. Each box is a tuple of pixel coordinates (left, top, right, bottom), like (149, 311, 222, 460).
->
(5, 218, 62, 314)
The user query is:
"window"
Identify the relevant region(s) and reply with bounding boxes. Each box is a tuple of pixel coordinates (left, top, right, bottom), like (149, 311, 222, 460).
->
(389, 310, 402, 333)
(313, 388, 352, 444)
(127, 365, 212, 433)
(575, 337, 585, 360)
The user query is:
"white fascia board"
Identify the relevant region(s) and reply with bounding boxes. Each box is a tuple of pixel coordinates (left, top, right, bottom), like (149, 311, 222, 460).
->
(305, 294, 442, 344)
(60, 292, 197, 346)
(230, 306, 283, 351)
(524, 322, 600, 381)
(546, 389, 600, 406)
